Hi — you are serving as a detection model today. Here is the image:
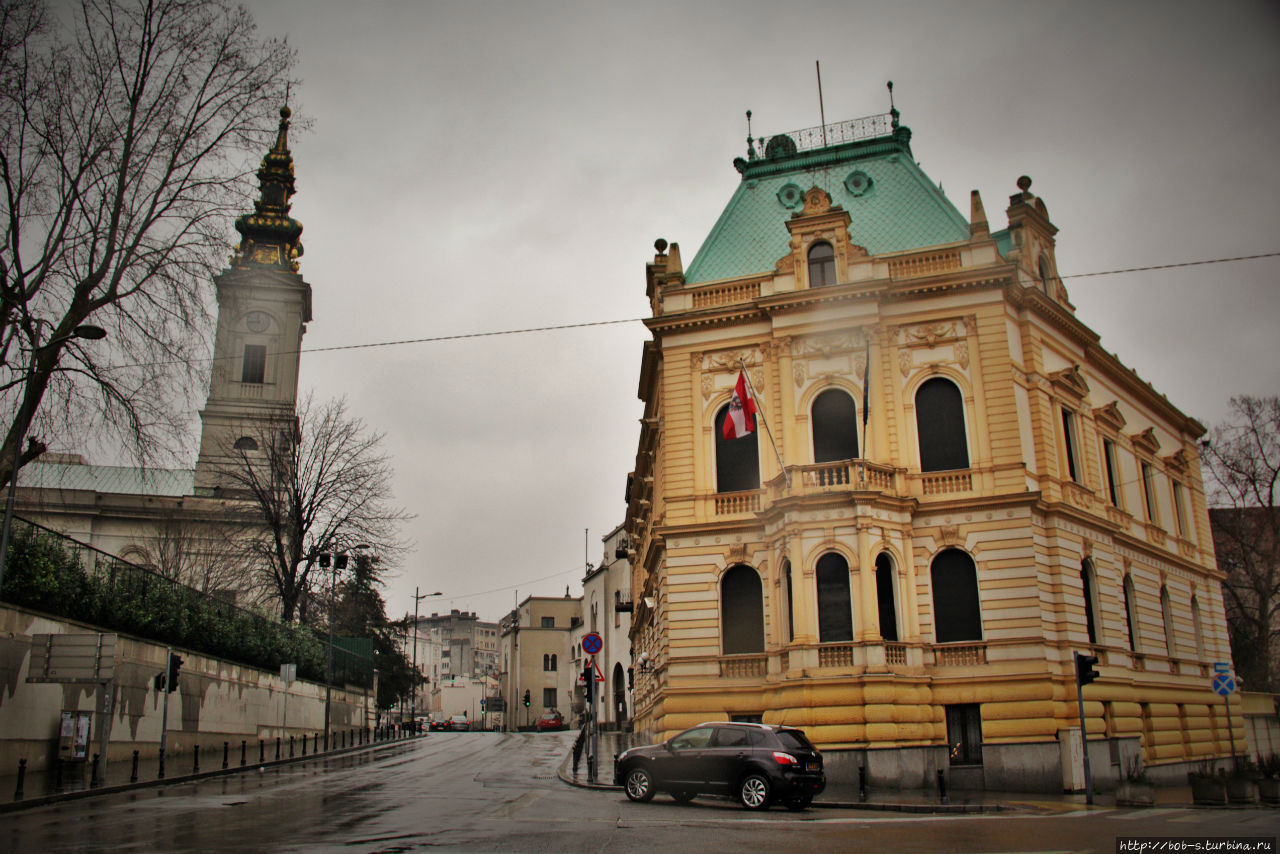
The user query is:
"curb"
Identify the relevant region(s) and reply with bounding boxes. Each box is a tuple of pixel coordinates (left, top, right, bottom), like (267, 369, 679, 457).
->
(0, 733, 427, 813)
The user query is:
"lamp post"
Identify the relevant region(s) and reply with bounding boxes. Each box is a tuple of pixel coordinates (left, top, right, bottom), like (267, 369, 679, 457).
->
(0, 324, 107, 597)
(324, 543, 369, 750)
(408, 588, 442, 732)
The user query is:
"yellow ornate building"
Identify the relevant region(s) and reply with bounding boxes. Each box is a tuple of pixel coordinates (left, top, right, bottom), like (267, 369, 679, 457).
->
(623, 107, 1235, 790)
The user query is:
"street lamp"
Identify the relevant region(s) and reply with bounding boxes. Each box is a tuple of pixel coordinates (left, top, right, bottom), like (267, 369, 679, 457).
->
(0, 324, 107, 597)
(409, 588, 443, 732)
(323, 543, 369, 750)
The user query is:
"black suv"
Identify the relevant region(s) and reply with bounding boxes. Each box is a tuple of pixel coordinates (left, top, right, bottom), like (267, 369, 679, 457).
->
(614, 722, 825, 810)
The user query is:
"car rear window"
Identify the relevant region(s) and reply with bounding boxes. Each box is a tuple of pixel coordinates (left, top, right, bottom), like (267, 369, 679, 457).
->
(774, 730, 814, 752)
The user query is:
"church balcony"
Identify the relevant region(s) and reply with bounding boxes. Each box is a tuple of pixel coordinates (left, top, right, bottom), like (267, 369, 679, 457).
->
(719, 654, 767, 679)
(764, 460, 901, 504)
(238, 382, 265, 399)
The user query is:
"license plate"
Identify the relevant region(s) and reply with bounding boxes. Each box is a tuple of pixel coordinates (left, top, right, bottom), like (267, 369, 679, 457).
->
(806, 762, 820, 771)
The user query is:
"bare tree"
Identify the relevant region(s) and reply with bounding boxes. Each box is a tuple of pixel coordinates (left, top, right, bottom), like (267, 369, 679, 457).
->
(219, 394, 410, 623)
(0, 0, 294, 485)
(125, 510, 262, 601)
(1203, 395, 1280, 691)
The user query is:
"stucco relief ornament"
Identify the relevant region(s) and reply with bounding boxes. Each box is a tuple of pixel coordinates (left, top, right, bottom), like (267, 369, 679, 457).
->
(956, 340, 969, 370)
(940, 525, 961, 547)
(909, 322, 956, 347)
(702, 373, 715, 400)
(899, 349, 912, 377)
(793, 361, 806, 387)
(854, 351, 867, 380)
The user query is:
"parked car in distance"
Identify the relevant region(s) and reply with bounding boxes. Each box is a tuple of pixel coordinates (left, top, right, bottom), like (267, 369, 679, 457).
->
(428, 716, 449, 732)
(536, 709, 566, 731)
(448, 714, 470, 731)
(614, 722, 825, 810)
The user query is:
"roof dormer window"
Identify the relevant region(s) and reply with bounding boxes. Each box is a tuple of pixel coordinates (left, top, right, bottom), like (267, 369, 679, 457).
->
(807, 241, 836, 287)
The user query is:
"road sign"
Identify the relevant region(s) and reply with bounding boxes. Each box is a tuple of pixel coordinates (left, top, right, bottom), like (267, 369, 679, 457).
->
(1212, 672, 1237, 696)
(1213, 662, 1231, 674)
(27, 633, 117, 683)
(592, 659, 605, 682)
(582, 632, 603, 655)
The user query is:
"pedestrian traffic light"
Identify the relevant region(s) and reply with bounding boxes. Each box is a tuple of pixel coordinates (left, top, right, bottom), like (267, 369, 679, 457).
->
(167, 653, 183, 693)
(1075, 652, 1100, 687)
(523, 689, 530, 707)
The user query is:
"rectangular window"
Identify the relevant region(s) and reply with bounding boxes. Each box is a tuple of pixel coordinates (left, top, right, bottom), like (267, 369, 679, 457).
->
(945, 704, 983, 766)
(1061, 409, 1081, 483)
(1141, 462, 1159, 524)
(540, 616, 554, 628)
(542, 688, 556, 708)
(241, 344, 266, 384)
(1103, 439, 1121, 506)
(1172, 481, 1190, 538)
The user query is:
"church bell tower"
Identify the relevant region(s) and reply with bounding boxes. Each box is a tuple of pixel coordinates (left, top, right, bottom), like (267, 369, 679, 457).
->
(193, 105, 312, 494)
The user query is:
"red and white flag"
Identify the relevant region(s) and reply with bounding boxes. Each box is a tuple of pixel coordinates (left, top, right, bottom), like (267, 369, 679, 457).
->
(722, 370, 758, 440)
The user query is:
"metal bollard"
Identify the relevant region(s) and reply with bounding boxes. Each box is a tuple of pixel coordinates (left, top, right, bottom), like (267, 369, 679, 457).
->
(313, 733, 319, 753)
(858, 766, 867, 801)
(275, 737, 281, 761)
(158, 748, 166, 779)
(131, 750, 139, 783)
(90, 753, 100, 787)
(301, 735, 307, 757)
(222, 741, 229, 769)
(937, 769, 948, 804)
(259, 739, 265, 764)
(14, 758, 26, 800)
(240, 740, 246, 766)
(193, 744, 199, 774)
(289, 735, 295, 758)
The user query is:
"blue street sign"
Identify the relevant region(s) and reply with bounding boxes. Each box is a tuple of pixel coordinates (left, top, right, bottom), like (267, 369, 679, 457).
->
(1213, 662, 1231, 674)
(582, 632, 603, 655)
(1212, 672, 1236, 696)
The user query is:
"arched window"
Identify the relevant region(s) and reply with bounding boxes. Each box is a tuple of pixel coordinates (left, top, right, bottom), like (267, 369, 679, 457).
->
(812, 389, 859, 463)
(721, 565, 764, 654)
(816, 553, 853, 643)
(1160, 586, 1176, 657)
(1081, 560, 1099, 645)
(1038, 255, 1052, 294)
(550, 653, 558, 671)
(915, 378, 969, 472)
(1123, 574, 1139, 652)
(931, 549, 982, 643)
(612, 662, 627, 724)
(808, 241, 836, 287)
(233, 436, 258, 451)
(715, 404, 760, 492)
(784, 560, 795, 643)
(542, 653, 550, 671)
(875, 552, 898, 642)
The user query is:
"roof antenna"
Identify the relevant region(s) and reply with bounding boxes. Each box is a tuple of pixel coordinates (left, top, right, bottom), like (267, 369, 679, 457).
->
(746, 109, 755, 160)
(816, 61, 828, 147)
(888, 80, 899, 130)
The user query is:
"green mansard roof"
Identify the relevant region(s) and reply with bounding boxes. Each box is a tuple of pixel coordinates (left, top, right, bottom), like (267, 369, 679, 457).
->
(684, 116, 972, 285)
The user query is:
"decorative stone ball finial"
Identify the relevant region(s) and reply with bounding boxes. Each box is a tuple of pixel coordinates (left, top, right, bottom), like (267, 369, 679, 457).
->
(280, 105, 291, 120)
(1017, 175, 1032, 193)
(654, 238, 668, 255)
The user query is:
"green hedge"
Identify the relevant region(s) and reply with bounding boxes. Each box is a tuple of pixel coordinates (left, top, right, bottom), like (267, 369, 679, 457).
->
(2, 527, 333, 683)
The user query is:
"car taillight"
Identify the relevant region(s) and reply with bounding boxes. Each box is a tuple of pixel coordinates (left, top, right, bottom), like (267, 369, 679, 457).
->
(772, 751, 797, 766)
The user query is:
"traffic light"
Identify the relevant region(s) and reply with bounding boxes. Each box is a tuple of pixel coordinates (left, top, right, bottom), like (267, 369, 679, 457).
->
(1075, 652, 1100, 687)
(167, 653, 183, 693)
(154, 672, 166, 692)
(334, 554, 348, 570)
(523, 689, 531, 708)
(480, 698, 486, 709)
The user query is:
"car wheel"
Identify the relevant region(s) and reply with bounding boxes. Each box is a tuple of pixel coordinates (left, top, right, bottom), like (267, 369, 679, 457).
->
(670, 790, 696, 804)
(624, 766, 656, 803)
(783, 793, 813, 811)
(738, 773, 772, 810)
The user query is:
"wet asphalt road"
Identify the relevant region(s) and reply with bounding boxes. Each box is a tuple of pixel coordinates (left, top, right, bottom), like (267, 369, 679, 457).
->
(4, 731, 1277, 853)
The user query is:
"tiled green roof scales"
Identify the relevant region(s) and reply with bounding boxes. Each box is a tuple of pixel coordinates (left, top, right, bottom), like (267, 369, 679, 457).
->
(684, 126, 972, 285)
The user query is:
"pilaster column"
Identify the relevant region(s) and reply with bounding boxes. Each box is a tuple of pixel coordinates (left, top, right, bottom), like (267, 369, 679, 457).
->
(856, 519, 879, 640)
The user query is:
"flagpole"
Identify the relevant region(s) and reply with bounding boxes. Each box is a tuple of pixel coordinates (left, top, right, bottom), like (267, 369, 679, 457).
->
(739, 361, 790, 488)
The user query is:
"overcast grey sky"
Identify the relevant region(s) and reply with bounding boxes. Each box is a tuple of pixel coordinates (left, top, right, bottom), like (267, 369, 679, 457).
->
(241, 0, 1280, 624)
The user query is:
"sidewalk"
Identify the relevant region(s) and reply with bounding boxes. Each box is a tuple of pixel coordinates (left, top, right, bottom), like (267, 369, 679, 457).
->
(558, 730, 1211, 814)
(0, 729, 425, 813)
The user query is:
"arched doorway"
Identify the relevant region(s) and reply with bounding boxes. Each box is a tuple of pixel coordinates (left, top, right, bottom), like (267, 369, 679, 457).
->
(612, 661, 627, 729)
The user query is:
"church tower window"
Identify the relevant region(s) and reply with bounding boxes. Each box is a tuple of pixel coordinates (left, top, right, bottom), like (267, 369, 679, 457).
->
(241, 344, 266, 384)
(807, 241, 836, 287)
